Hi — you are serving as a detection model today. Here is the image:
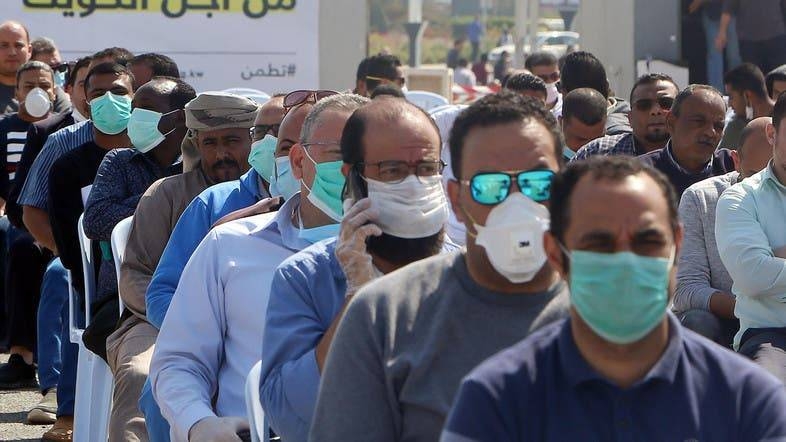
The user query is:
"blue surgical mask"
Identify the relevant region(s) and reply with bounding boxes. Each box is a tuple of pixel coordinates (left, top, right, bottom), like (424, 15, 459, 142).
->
(566, 247, 674, 345)
(89, 91, 132, 135)
(248, 135, 277, 183)
(127, 108, 178, 153)
(302, 147, 345, 221)
(563, 146, 577, 160)
(269, 156, 300, 200)
(297, 219, 340, 244)
(54, 71, 66, 89)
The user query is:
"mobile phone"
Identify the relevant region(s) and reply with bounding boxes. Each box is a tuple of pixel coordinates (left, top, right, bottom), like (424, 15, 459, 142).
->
(343, 164, 368, 203)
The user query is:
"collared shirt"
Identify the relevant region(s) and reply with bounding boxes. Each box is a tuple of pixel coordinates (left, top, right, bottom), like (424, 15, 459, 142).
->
(441, 314, 786, 442)
(674, 172, 740, 313)
(145, 168, 269, 329)
(716, 163, 786, 349)
(18, 120, 94, 209)
(638, 142, 735, 198)
(573, 133, 643, 161)
(260, 237, 461, 442)
(118, 167, 211, 319)
(83, 147, 182, 298)
(149, 194, 314, 442)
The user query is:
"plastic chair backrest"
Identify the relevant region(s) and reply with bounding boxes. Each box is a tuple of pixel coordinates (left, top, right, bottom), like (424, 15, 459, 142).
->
(405, 90, 449, 112)
(111, 216, 134, 314)
(77, 214, 96, 325)
(245, 360, 268, 442)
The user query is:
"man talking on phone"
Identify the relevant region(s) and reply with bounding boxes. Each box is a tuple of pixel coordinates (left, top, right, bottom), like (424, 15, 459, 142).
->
(259, 96, 458, 441)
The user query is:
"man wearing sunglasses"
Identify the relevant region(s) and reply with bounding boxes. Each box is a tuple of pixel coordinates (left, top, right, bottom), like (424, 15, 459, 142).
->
(260, 96, 456, 441)
(149, 94, 366, 442)
(442, 156, 786, 442)
(639, 85, 735, 198)
(574, 74, 679, 160)
(310, 92, 569, 442)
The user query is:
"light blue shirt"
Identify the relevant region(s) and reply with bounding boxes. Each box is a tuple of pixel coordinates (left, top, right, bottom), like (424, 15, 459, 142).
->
(145, 168, 267, 329)
(260, 237, 460, 442)
(149, 195, 312, 442)
(716, 163, 786, 349)
(18, 120, 93, 208)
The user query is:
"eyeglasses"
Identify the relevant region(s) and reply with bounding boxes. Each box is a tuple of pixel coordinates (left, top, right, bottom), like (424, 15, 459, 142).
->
(634, 96, 675, 112)
(366, 75, 406, 87)
(461, 170, 555, 205)
(535, 72, 560, 83)
(282, 89, 339, 110)
(359, 160, 445, 183)
(252, 123, 280, 140)
(51, 63, 69, 73)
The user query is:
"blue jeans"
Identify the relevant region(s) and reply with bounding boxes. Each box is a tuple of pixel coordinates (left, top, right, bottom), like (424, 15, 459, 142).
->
(703, 12, 742, 91)
(139, 378, 170, 442)
(36, 258, 69, 393)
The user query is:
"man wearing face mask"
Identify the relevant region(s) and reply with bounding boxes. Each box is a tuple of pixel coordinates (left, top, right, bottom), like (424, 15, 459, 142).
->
(441, 156, 786, 442)
(525, 51, 562, 115)
(574, 74, 679, 160)
(149, 93, 361, 442)
(309, 92, 569, 442)
(259, 96, 461, 441)
(247, 93, 285, 194)
(720, 63, 774, 150)
(639, 85, 735, 198)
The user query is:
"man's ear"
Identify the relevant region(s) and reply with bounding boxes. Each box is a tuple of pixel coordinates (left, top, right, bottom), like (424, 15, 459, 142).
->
(341, 163, 351, 178)
(544, 232, 567, 280)
(767, 122, 777, 148)
(289, 143, 305, 180)
(447, 179, 466, 225)
(730, 149, 741, 172)
(665, 110, 676, 136)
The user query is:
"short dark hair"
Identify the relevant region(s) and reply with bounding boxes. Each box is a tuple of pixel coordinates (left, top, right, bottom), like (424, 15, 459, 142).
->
(630, 73, 679, 103)
(129, 53, 180, 78)
(724, 63, 767, 98)
(562, 88, 607, 125)
(145, 76, 196, 109)
(15, 61, 54, 86)
(370, 84, 405, 99)
(449, 91, 563, 180)
(66, 56, 92, 89)
(503, 72, 547, 96)
(355, 57, 370, 81)
(91, 47, 134, 66)
(773, 92, 786, 130)
(479, 53, 488, 63)
(84, 62, 134, 93)
(560, 51, 609, 98)
(525, 51, 558, 71)
(549, 156, 679, 243)
(30, 37, 57, 58)
(766, 64, 786, 98)
(364, 54, 402, 91)
(670, 84, 723, 117)
(341, 97, 439, 166)
(457, 58, 469, 67)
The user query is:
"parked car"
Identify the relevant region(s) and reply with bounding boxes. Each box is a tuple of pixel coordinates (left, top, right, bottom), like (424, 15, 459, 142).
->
(488, 31, 580, 64)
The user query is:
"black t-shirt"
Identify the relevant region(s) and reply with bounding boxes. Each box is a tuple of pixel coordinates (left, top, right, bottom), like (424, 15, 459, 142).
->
(638, 144, 736, 198)
(48, 141, 108, 293)
(0, 113, 31, 200)
(0, 84, 15, 115)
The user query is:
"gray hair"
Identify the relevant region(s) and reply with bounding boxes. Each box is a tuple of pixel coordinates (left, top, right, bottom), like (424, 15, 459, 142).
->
(31, 37, 57, 57)
(301, 93, 370, 143)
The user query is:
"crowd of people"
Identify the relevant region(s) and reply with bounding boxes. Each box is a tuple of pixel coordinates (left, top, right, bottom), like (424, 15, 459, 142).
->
(2, 12, 786, 442)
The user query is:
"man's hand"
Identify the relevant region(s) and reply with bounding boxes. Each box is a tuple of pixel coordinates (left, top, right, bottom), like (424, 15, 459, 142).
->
(336, 198, 382, 298)
(188, 416, 248, 442)
(688, 0, 704, 13)
(212, 197, 281, 228)
(709, 291, 737, 319)
(774, 245, 786, 259)
(715, 31, 728, 50)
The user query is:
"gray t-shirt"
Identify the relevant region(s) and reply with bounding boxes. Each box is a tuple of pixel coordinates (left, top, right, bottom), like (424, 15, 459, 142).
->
(724, 0, 786, 42)
(309, 251, 570, 442)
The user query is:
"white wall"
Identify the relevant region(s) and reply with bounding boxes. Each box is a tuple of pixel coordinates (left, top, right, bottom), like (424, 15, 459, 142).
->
(319, 0, 369, 91)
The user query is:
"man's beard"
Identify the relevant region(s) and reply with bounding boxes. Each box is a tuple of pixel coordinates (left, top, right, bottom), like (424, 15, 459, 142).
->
(644, 130, 669, 144)
(366, 229, 445, 267)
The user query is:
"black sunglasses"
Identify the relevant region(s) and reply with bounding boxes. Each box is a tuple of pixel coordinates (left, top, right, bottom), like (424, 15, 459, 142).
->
(634, 96, 675, 112)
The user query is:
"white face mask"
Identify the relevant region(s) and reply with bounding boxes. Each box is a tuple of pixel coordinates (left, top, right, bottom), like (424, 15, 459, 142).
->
(366, 174, 449, 239)
(24, 87, 52, 118)
(471, 192, 550, 283)
(545, 82, 559, 106)
(745, 104, 754, 120)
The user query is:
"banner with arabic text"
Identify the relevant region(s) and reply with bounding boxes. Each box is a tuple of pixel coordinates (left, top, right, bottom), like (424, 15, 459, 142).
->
(7, 0, 319, 93)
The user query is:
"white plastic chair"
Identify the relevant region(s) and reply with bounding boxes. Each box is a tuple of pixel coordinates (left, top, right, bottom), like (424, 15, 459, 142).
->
(71, 214, 114, 442)
(110, 216, 133, 314)
(223, 88, 271, 105)
(245, 361, 268, 442)
(404, 90, 449, 112)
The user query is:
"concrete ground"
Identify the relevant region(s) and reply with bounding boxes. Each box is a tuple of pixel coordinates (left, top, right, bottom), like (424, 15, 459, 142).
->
(0, 354, 48, 442)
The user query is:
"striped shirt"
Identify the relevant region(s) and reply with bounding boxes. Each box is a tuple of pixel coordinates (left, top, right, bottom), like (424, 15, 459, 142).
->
(18, 120, 93, 209)
(0, 114, 31, 199)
